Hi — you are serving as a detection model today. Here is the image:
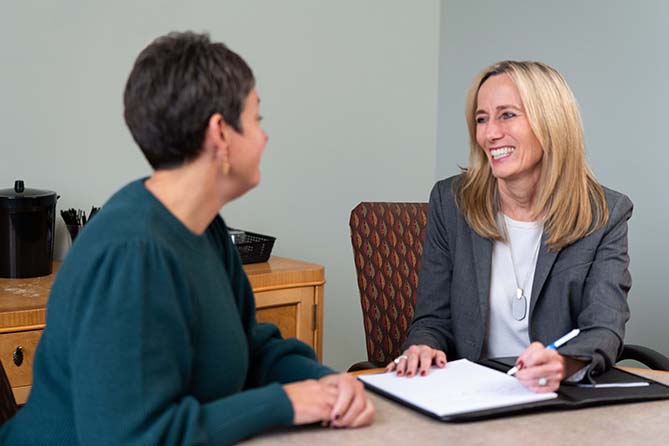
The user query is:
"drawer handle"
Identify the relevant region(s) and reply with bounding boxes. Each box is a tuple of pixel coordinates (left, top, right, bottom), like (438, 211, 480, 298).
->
(13, 346, 24, 367)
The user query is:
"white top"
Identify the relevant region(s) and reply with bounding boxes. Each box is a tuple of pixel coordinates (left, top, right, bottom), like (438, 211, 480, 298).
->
(484, 214, 543, 358)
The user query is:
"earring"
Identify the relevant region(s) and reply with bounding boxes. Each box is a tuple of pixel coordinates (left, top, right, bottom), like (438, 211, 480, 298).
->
(222, 160, 231, 175)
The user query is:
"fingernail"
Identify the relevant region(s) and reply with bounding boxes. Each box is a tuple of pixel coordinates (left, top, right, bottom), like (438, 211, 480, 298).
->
(334, 413, 340, 420)
(421, 370, 427, 376)
(397, 371, 403, 376)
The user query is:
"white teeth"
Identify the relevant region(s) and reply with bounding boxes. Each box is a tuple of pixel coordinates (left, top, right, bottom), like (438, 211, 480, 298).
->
(490, 146, 514, 159)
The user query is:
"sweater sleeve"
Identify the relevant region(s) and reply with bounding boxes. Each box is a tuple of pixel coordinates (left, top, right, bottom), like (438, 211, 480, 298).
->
(69, 241, 298, 446)
(241, 278, 336, 384)
(214, 219, 336, 384)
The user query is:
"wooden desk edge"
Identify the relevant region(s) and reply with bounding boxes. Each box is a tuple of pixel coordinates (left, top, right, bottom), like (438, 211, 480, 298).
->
(351, 368, 384, 376)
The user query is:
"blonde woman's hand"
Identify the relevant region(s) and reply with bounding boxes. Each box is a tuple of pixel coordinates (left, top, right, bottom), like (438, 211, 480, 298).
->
(514, 342, 584, 393)
(385, 344, 447, 377)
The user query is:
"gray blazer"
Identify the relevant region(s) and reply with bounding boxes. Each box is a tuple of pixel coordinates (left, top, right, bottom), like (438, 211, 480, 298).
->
(404, 175, 633, 375)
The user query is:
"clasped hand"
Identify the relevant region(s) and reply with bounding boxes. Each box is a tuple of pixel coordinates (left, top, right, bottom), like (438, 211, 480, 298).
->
(283, 373, 375, 428)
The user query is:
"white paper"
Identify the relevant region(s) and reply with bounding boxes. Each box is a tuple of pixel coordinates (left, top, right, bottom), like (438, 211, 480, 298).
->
(358, 359, 557, 417)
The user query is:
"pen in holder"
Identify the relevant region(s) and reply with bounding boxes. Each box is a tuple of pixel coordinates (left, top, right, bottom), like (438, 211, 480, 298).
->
(60, 206, 100, 243)
(65, 224, 81, 242)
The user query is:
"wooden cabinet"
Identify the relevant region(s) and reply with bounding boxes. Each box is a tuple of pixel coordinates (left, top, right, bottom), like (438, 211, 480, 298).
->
(0, 256, 325, 404)
(244, 256, 325, 361)
(0, 265, 54, 405)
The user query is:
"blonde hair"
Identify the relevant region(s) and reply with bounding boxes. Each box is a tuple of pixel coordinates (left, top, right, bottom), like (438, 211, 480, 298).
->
(458, 60, 607, 251)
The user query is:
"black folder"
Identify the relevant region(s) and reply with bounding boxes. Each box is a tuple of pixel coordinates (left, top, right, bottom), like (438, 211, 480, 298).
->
(361, 357, 669, 422)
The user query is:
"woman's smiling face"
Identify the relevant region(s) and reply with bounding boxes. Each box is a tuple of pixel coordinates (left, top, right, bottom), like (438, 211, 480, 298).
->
(475, 73, 544, 184)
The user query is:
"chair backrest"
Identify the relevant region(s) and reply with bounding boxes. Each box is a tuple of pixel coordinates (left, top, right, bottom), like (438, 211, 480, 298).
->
(349, 202, 428, 366)
(0, 359, 18, 424)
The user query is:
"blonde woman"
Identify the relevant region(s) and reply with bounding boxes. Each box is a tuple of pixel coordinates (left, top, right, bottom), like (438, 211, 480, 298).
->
(387, 61, 632, 393)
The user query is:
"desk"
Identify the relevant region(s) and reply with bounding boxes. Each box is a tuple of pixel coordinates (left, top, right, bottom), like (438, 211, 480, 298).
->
(240, 369, 669, 446)
(0, 256, 325, 404)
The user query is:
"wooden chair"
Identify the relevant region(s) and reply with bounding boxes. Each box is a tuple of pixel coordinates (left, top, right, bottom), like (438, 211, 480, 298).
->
(348, 201, 669, 372)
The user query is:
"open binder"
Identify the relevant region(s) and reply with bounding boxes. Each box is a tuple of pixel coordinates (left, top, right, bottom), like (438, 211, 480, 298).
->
(359, 357, 669, 422)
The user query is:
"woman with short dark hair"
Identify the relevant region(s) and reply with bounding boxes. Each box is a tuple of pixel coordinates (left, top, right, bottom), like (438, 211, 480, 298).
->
(1, 31, 374, 445)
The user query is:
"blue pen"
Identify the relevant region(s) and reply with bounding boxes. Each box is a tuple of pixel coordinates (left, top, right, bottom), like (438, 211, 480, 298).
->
(507, 328, 581, 376)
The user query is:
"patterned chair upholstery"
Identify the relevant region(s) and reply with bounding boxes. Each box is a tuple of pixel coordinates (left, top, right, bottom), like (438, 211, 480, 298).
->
(0, 358, 18, 425)
(349, 202, 428, 370)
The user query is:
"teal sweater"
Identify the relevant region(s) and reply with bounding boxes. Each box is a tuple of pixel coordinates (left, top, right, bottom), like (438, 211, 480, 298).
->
(1, 179, 334, 445)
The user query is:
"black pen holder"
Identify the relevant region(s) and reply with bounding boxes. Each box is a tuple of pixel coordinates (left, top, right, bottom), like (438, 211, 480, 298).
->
(66, 224, 81, 243)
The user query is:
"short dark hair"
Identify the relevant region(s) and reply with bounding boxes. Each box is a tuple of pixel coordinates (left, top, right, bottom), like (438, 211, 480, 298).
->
(123, 31, 255, 169)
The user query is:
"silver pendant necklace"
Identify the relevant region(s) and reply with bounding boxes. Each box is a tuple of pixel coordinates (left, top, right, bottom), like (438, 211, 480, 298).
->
(505, 218, 542, 321)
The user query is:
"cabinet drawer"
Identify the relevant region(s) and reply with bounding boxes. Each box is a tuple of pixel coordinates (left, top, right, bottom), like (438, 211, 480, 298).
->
(0, 329, 42, 387)
(255, 287, 315, 349)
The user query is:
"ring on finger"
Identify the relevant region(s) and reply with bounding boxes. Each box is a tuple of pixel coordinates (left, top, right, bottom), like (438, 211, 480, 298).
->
(538, 377, 548, 387)
(393, 354, 408, 365)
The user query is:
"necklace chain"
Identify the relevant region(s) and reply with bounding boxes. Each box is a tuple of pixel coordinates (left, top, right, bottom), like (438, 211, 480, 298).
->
(504, 216, 542, 299)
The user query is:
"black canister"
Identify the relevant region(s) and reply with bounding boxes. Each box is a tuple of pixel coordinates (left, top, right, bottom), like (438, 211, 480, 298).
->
(0, 180, 58, 278)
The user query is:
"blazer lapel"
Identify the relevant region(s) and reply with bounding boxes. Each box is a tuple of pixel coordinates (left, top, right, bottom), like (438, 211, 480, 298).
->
(471, 231, 492, 325)
(529, 232, 559, 318)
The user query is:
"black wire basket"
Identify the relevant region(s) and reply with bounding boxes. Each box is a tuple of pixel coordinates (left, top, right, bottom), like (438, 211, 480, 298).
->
(229, 228, 276, 264)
